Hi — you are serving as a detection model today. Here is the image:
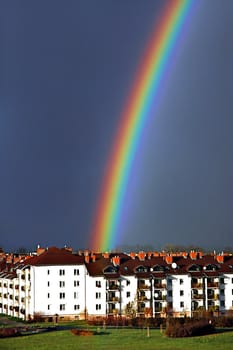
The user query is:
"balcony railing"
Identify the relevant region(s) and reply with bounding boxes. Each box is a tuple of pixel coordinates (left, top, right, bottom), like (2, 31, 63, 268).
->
(107, 297, 120, 302)
(154, 283, 166, 289)
(192, 294, 204, 300)
(138, 296, 149, 302)
(107, 284, 119, 290)
(191, 283, 202, 289)
(138, 284, 150, 290)
(207, 282, 219, 288)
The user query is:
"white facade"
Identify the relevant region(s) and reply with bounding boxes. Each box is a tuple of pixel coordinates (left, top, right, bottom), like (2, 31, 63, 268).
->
(30, 264, 86, 320)
(1, 249, 233, 321)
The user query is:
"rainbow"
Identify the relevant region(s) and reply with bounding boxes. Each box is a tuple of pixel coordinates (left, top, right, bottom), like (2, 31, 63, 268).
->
(89, 0, 195, 252)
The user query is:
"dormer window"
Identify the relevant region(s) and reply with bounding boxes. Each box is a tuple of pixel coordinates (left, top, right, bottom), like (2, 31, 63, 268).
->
(152, 265, 164, 272)
(204, 264, 217, 271)
(103, 266, 117, 273)
(188, 264, 201, 272)
(135, 265, 147, 273)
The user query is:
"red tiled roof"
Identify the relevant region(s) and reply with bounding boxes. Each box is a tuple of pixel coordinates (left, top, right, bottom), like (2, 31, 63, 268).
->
(25, 247, 85, 266)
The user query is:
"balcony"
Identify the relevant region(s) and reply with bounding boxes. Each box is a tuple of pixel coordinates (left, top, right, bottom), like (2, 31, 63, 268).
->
(207, 282, 219, 288)
(191, 283, 202, 289)
(107, 284, 119, 291)
(138, 284, 150, 290)
(137, 307, 146, 314)
(154, 307, 163, 313)
(192, 294, 204, 300)
(154, 283, 166, 289)
(107, 296, 120, 303)
(138, 296, 149, 302)
(107, 308, 119, 315)
(154, 292, 164, 301)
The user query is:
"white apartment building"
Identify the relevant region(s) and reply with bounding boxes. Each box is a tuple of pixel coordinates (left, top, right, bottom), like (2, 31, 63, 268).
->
(0, 247, 233, 321)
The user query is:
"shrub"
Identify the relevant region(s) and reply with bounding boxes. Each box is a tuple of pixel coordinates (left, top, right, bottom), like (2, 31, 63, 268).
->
(165, 319, 215, 338)
(32, 312, 45, 323)
(0, 327, 21, 338)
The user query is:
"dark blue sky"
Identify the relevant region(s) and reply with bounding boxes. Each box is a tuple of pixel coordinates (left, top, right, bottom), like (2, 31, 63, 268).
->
(1, 0, 233, 251)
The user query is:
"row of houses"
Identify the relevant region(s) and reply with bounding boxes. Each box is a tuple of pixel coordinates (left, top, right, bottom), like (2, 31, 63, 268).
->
(0, 246, 233, 321)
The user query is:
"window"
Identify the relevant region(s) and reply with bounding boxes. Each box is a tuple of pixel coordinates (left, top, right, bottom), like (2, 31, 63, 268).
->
(47, 270, 50, 275)
(96, 304, 101, 310)
(74, 269, 79, 276)
(168, 291, 172, 297)
(48, 305, 50, 310)
(74, 305, 80, 310)
(232, 278, 233, 284)
(48, 293, 50, 298)
(220, 300, 225, 307)
(180, 301, 184, 308)
(220, 277, 225, 284)
(153, 265, 164, 272)
(205, 264, 217, 271)
(180, 279, 184, 285)
(60, 304, 65, 311)
(74, 281, 80, 287)
(103, 266, 118, 273)
(96, 281, 101, 288)
(74, 292, 78, 299)
(135, 266, 146, 273)
(59, 281, 65, 288)
(232, 289, 233, 295)
(59, 292, 65, 299)
(126, 291, 130, 298)
(126, 280, 130, 286)
(59, 269, 65, 276)
(220, 289, 225, 296)
(188, 265, 201, 272)
(96, 292, 101, 299)
(180, 290, 184, 296)
(47, 281, 50, 287)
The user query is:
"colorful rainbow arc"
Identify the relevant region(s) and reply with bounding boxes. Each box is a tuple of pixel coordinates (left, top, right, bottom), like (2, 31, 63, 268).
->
(89, 0, 194, 252)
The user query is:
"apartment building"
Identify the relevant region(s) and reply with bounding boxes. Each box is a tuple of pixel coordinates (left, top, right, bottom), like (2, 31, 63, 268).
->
(0, 247, 233, 321)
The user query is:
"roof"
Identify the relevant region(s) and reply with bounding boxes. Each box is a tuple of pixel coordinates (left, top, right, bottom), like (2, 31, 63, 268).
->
(25, 247, 85, 266)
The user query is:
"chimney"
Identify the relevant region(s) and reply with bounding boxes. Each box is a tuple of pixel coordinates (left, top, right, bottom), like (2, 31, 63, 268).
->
(147, 252, 152, 260)
(91, 254, 96, 263)
(216, 253, 224, 264)
(6, 254, 13, 264)
(165, 255, 173, 264)
(85, 255, 90, 264)
(190, 251, 197, 260)
(37, 247, 46, 255)
(112, 256, 120, 266)
(130, 252, 136, 259)
(13, 256, 21, 264)
(138, 251, 146, 261)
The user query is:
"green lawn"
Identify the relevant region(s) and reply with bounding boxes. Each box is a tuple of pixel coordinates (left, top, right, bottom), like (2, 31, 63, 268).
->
(0, 327, 233, 350)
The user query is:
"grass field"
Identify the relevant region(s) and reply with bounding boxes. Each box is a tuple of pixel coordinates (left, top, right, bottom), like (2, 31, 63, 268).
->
(0, 326, 233, 350)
